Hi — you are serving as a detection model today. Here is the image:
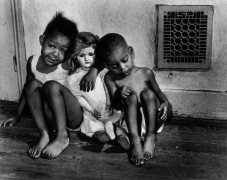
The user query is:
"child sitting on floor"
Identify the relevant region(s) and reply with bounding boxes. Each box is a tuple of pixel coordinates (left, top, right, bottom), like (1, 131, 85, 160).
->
(0, 13, 99, 159)
(96, 33, 170, 166)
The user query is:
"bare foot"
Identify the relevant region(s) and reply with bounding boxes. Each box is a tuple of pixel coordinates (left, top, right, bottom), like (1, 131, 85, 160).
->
(117, 134, 130, 151)
(28, 132, 50, 159)
(115, 126, 130, 151)
(130, 137, 144, 166)
(143, 133, 156, 161)
(41, 135, 69, 159)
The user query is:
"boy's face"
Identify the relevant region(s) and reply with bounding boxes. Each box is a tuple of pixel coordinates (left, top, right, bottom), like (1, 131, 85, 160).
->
(76, 47, 95, 71)
(40, 33, 71, 66)
(105, 44, 134, 77)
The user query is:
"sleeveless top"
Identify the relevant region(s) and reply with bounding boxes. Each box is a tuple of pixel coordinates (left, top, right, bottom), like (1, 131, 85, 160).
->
(31, 55, 68, 85)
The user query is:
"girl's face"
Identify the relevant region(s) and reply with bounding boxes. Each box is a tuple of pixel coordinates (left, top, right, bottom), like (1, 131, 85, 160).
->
(40, 33, 71, 66)
(77, 47, 95, 71)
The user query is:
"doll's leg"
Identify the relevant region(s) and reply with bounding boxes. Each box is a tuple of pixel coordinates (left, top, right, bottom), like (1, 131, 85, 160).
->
(41, 81, 83, 159)
(123, 93, 144, 166)
(104, 121, 115, 140)
(140, 90, 158, 160)
(93, 130, 111, 143)
(24, 79, 50, 158)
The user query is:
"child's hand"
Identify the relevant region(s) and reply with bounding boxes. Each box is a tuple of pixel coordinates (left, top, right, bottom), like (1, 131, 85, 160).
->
(0, 117, 18, 127)
(158, 102, 169, 122)
(80, 68, 98, 92)
(120, 86, 135, 99)
(92, 109, 101, 120)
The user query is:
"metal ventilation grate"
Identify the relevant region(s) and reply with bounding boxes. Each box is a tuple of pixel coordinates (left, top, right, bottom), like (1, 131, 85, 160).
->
(156, 5, 213, 70)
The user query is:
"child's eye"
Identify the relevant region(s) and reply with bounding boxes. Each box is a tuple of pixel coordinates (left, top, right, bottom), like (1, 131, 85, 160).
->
(122, 58, 128, 63)
(110, 65, 118, 69)
(60, 49, 67, 54)
(48, 44, 55, 49)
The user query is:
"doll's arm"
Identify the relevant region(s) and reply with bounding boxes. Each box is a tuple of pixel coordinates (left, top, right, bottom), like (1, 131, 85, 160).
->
(77, 96, 101, 120)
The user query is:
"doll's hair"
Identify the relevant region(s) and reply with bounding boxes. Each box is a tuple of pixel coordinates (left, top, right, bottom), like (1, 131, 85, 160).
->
(68, 32, 100, 75)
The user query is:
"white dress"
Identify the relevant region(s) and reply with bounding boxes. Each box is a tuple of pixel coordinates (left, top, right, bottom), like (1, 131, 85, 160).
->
(67, 68, 110, 137)
(31, 55, 68, 85)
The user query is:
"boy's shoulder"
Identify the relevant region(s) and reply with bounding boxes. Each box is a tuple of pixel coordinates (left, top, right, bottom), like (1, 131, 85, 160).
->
(134, 66, 153, 75)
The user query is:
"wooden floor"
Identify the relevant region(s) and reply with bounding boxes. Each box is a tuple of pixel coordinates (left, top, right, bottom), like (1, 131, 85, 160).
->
(0, 101, 227, 180)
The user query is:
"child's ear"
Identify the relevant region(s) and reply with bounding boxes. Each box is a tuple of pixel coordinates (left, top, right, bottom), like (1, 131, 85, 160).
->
(128, 46, 135, 59)
(39, 35, 45, 46)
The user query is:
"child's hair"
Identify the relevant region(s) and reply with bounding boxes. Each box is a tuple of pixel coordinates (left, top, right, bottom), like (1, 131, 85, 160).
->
(95, 33, 128, 63)
(68, 32, 100, 75)
(43, 12, 78, 46)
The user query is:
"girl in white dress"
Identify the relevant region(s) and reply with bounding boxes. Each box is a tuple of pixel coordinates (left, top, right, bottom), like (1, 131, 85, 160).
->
(67, 32, 120, 140)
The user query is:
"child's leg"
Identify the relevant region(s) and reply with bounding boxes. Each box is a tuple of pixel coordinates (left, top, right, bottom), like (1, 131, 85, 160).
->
(123, 93, 144, 166)
(41, 81, 83, 159)
(24, 79, 50, 158)
(140, 90, 158, 160)
(115, 124, 130, 151)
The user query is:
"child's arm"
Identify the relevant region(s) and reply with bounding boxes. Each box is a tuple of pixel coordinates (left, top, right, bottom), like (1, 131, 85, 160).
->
(80, 59, 105, 92)
(104, 73, 125, 110)
(0, 56, 35, 127)
(146, 68, 170, 121)
(80, 67, 98, 92)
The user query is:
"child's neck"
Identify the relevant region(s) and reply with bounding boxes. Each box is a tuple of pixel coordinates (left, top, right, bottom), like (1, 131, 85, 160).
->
(37, 56, 58, 74)
(80, 67, 91, 71)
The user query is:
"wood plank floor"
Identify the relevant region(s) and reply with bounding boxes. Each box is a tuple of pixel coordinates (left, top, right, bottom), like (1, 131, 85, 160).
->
(0, 101, 227, 180)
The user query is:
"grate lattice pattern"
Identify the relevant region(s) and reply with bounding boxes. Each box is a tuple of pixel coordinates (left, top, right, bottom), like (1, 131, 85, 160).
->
(157, 6, 213, 69)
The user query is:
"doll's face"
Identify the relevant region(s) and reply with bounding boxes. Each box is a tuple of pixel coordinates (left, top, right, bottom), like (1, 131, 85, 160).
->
(77, 47, 95, 71)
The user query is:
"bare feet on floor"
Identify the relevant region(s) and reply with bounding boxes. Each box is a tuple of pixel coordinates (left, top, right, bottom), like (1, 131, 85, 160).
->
(115, 126, 130, 151)
(130, 136, 144, 167)
(28, 132, 50, 159)
(117, 134, 130, 151)
(143, 133, 156, 161)
(41, 135, 69, 159)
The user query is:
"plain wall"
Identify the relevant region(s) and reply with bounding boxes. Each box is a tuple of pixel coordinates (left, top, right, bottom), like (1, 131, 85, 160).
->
(0, 0, 19, 100)
(2, 0, 227, 119)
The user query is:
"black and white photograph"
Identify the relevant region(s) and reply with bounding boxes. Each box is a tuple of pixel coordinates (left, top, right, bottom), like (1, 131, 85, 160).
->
(0, 0, 226, 179)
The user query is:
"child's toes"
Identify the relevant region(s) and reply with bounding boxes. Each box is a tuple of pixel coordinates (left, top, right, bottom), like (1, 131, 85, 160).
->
(143, 152, 153, 161)
(34, 151, 41, 159)
(131, 156, 145, 167)
(137, 158, 145, 167)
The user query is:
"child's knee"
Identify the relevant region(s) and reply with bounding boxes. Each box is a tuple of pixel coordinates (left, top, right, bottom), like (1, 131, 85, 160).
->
(43, 80, 61, 95)
(124, 93, 138, 105)
(140, 90, 156, 103)
(24, 79, 42, 94)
